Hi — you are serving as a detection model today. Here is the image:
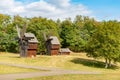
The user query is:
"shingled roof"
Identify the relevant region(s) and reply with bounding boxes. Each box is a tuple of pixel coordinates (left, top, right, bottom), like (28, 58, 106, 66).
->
(59, 48, 71, 53)
(24, 33, 38, 43)
(49, 36, 60, 45)
(24, 33, 35, 38)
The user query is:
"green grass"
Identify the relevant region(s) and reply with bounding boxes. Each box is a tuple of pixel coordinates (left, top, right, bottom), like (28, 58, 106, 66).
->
(1, 52, 120, 80)
(0, 64, 40, 74)
(18, 74, 120, 80)
(0, 52, 119, 72)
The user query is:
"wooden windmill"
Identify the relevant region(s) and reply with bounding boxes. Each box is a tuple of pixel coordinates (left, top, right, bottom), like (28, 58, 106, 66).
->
(16, 24, 38, 57)
(43, 33, 60, 55)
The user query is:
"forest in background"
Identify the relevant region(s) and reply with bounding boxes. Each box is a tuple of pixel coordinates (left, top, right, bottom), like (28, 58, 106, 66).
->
(0, 13, 120, 68)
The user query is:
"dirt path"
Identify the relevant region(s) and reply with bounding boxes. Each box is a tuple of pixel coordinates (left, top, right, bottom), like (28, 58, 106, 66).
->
(0, 62, 100, 80)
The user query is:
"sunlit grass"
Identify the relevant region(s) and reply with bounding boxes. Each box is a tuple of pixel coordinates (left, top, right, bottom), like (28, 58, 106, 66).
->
(0, 52, 120, 73)
(18, 74, 120, 80)
(0, 64, 40, 74)
(1, 52, 120, 80)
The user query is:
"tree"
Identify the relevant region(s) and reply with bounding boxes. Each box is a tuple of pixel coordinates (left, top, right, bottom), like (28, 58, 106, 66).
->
(13, 15, 28, 28)
(60, 18, 73, 48)
(0, 14, 18, 53)
(86, 20, 120, 68)
(0, 14, 11, 27)
(60, 18, 86, 52)
(74, 15, 84, 27)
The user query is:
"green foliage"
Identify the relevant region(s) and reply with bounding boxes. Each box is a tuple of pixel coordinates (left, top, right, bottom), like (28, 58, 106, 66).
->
(13, 15, 28, 28)
(0, 14, 18, 53)
(59, 16, 97, 52)
(0, 14, 11, 26)
(0, 26, 18, 52)
(86, 20, 120, 68)
(60, 18, 73, 47)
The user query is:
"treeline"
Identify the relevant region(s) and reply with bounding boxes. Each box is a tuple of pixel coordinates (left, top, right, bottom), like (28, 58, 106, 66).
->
(1, 14, 120, 68)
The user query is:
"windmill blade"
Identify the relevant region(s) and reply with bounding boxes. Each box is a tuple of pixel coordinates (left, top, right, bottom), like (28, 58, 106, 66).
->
(48, 32, 52, 38)
(21, 23, 27, 38)
(16, 25, 21, 38)
(43, 32, 47, 41)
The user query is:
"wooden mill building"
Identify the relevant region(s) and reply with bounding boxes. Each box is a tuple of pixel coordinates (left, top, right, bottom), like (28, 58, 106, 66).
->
(22, 33, 38, 57)
(46, 36, 60, 55)
(59, 48, 71, 55)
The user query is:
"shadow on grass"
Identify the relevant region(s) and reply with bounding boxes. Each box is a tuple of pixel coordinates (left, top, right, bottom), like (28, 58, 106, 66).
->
(8, 56, 21, 58)
(71, 58, 118, 69)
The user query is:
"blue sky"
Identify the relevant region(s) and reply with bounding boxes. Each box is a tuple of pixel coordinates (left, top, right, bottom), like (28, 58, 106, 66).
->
(71, 0, 120, 20)
(0, 0, 119, 21)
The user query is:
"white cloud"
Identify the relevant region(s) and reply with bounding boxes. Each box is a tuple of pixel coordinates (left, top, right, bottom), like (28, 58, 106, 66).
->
(0, 0, 25, 15)
(26, 0, 56, 12)
(0, 0, 92, 20)
(47, 0, 71, 8)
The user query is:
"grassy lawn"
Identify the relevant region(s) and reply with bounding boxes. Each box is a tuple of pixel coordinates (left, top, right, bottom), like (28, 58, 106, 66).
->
(0, 64, 40, 74)
(0, 52, 119, 72)
(1, 52, 120, 80)
(18, 74, 120, 80)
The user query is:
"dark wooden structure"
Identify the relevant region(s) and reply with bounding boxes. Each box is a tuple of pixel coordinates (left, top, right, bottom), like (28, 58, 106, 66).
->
(24, 33, 38, 57)
(46, 36, 60, 55)
(59, 48, 71, 55)
(16, 25, 38, 58)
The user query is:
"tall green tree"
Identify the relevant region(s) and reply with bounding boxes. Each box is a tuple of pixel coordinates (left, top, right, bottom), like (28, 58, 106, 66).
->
(74, 15, 84, 27)
(13, 15, 29, 28)
(86, 20, 120, 68)
(73, 16, 97, 52)
(60, 18, 85, 52)
(60, 18, 73, 48)
(0, 14, 18, 53)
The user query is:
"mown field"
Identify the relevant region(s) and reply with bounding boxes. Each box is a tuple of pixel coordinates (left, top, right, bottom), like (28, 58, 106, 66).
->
(0, 64, 39, 74)
(18, 74, 120, 80)
(0, 52, 120, 80)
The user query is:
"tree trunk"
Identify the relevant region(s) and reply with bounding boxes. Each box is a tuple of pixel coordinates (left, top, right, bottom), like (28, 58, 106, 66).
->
(105, 58, 108, 68)
(108, 59, 112, 67)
